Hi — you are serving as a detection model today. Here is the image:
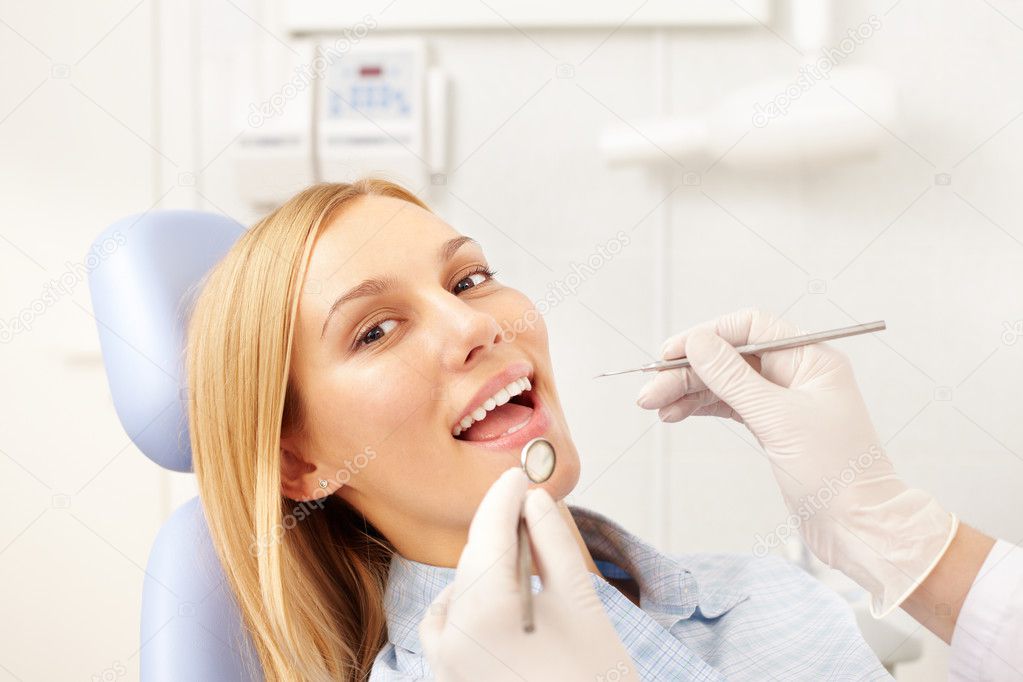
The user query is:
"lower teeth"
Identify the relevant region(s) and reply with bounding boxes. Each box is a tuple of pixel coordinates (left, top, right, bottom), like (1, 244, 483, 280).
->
(501, 421, 527, 437)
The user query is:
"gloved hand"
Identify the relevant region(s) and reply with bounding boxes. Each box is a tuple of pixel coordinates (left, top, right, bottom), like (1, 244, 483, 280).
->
(419, 468, 637, 682)
(636, 308, 957, 617)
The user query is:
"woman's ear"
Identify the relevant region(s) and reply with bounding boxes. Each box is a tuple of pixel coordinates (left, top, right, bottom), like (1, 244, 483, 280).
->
(280, 436, 319, 501)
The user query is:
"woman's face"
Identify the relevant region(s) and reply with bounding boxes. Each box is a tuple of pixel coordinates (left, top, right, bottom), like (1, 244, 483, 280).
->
(281, 194, 580, 564)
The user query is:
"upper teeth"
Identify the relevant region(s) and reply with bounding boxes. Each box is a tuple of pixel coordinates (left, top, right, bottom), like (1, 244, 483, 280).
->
(452, 377, 532, 437)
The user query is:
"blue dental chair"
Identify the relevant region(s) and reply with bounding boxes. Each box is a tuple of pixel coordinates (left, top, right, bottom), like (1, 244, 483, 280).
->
(88, 211, 262, 681)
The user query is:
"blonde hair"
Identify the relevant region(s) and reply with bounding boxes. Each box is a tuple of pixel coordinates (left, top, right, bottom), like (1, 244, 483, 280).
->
(186, 179, 431, 681)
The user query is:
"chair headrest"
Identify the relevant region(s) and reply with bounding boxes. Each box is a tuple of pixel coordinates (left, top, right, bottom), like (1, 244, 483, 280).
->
(88, 210, 245, 472)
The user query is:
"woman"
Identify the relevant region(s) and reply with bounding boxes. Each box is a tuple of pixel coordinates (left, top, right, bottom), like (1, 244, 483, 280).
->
(186, 179, 889, 681)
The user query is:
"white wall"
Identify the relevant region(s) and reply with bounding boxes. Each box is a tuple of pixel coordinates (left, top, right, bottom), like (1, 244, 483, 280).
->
(0, 1, 162, 681)
(2, 0, 1021, 679)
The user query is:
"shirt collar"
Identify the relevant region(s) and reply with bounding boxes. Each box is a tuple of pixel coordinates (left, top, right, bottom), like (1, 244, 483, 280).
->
(383, 554, 457, 656)
(383, 505, 746, 655)
(570, 505, 700, 621)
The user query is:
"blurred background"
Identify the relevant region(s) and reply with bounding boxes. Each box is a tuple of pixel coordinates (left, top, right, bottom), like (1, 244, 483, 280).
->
(2, 0, 1022, 679)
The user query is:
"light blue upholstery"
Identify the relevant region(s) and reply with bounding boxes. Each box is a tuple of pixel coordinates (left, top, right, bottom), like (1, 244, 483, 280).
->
(140, 497, 262, 681)
(88, 210, 262, 681)
(89, 210, 244, 472)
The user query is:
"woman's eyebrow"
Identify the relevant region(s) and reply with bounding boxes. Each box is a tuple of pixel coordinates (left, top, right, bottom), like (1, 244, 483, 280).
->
(319, 235, 479, 340)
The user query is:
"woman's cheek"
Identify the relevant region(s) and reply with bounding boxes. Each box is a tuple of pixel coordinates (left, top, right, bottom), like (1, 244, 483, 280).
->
(348, 363, 429, 436)
(497, 289, 550, 346)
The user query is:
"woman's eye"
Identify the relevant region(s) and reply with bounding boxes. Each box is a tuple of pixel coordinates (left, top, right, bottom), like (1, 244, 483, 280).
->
(355, 269, 494, 349)
(359, 319, 397, 346)
(453, 268, 495, 294)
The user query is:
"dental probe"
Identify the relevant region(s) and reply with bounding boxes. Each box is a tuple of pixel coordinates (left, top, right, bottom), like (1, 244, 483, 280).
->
(594, 320, 886, 378)
(519, 437, 557, 634)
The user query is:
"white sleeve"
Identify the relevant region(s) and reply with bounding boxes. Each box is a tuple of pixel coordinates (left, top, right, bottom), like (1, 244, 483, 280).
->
(948, 539, 1023, 682)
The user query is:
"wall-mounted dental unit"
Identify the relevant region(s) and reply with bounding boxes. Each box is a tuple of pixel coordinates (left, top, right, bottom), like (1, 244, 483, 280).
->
(599, 0, 898, 170)
(232, 0, 772, 208)
(235, 36, 446, 208)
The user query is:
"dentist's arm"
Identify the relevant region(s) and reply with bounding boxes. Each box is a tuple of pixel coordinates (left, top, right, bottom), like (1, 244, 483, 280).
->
(900, 523, 993, 643)
(419, 468, 637, 682)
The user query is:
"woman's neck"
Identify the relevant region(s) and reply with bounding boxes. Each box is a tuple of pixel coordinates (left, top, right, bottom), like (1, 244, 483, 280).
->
(383, 500, 602, 575)
(556, 501, 602, 575)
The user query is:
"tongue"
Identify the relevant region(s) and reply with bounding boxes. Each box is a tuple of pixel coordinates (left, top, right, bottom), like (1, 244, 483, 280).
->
(459, 402, 534, 442)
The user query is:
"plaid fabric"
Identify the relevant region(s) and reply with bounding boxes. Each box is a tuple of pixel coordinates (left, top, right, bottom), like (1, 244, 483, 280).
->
(370, 506, 891, 681)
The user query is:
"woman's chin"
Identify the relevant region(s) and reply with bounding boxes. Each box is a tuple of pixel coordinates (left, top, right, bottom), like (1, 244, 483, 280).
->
(536, 446, 580, 502)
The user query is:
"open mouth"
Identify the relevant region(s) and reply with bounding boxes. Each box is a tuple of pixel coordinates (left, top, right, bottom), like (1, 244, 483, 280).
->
(452, 375, 537, 442)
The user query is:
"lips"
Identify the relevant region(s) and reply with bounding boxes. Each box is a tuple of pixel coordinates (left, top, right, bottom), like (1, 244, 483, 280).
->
(457, 387, 533, 441)
(451, 361, 533, 433)
(450, 361, 550, 450)
(455, 392, 549, 451)
(452, 376, 532, 437)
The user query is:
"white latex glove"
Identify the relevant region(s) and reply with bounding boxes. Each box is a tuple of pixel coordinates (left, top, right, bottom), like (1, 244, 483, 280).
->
(636, 308, 957, 617)
(419, 468, 638, 682)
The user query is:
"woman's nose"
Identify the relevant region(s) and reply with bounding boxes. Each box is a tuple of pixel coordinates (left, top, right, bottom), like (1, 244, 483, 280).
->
(431, 295, 504, 371)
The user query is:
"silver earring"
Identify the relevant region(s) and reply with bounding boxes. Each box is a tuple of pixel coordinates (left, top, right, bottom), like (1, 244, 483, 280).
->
(318, 478, 329, 489)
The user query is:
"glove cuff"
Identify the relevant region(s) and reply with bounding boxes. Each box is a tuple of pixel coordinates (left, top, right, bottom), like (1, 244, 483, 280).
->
(824, 489, 958, 618)
(869, 510, 958, 618)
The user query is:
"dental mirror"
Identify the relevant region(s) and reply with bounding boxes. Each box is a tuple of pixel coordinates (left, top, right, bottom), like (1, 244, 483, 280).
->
(521, 437, 556, 483)
(518, 437, 556, 633)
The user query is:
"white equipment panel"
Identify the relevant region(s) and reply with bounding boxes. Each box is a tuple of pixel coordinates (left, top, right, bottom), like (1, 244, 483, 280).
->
(316, 38, 428, 187)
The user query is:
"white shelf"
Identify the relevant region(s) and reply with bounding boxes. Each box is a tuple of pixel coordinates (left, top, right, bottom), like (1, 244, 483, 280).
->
(285, 0, 771, 33)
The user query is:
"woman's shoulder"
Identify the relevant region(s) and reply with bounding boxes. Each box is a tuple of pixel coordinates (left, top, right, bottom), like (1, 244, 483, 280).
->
(675, 550, 799, 582)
